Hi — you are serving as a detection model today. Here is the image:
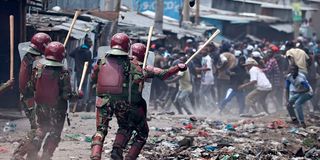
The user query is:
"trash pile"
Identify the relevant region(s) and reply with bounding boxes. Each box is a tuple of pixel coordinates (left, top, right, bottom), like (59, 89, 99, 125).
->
(138, 115, 320, 159)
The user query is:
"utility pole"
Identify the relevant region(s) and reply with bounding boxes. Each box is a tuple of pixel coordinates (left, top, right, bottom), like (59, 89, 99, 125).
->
(108, 0, 121, 42)
(195, 0, 200, 25)
(183, 0, 190, 22)
(154, 0, 164, 34)
(291, 0, 301, 39)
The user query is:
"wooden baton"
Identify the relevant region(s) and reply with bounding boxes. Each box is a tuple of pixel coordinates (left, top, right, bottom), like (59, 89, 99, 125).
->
(78, 61, 89, 91)
(72, 61, 88, 113)
(10, 15, 14, 80)
(63, 11, 81, 47)
(142, 26, 154, 69)
(185, 29, 220, 65)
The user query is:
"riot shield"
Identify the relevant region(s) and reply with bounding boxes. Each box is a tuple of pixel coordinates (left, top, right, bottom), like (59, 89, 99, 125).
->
(97, 46, 110, 59)
(142, 51, 155, 108)
(18, 42, 31, 61)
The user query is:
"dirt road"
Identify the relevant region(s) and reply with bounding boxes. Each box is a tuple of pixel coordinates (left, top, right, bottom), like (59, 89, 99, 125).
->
(0, 109, 319, 159)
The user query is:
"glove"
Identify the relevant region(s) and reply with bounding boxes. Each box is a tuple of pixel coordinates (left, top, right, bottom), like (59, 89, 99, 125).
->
(177, 63, 187, 71)
(78, 90, 84, 99)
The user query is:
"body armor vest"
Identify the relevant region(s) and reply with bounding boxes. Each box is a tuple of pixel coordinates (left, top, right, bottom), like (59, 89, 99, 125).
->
(34, 65, 62, 106)
(97, 57, 129, 95)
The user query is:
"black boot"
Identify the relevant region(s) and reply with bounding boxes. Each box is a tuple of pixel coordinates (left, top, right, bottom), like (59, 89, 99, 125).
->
(111, 147, 123, 160)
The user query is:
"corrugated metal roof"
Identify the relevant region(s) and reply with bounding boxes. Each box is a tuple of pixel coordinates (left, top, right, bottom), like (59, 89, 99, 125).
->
(27, 13, 107, 40)
(269, 23, 293, 33)
(87, 11, 119, 21)
(197, 5, 280, 23)
(201, 14, 256, 23)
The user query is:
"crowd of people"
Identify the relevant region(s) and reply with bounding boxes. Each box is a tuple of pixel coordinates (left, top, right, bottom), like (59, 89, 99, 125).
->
(52, 31, 320, 129)
(9, 29, 320, 159)
(149, 35, 320, 128)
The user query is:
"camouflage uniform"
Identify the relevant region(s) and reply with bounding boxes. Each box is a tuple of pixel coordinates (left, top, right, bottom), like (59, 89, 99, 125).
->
(19, 33, 52, 129)
(13, 33, 52, 160)
(31, 60, 76, 160)
(106, 43, 186, 160)
(90, 55, 145, 160)
(19, 51, 42, 129)
(15, 42, 77, 160)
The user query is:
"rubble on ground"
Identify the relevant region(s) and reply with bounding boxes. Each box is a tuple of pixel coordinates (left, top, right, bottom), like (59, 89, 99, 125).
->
(139, 113, 320, 159)
(0, 112, 320, 159)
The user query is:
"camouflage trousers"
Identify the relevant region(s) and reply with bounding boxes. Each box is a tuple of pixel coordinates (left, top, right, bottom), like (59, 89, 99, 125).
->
(33, 103, 67, 160)
(13, 102, 67, 160)
(20, 95, 37, 129)
(11, 96, 37, 160)
(90, 97, 149, 160)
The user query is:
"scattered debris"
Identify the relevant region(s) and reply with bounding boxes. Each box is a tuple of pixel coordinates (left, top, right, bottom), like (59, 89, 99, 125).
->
(3, 121, 16, 132)
(141, 115, 320, 159)
(0, 146, 9, 153)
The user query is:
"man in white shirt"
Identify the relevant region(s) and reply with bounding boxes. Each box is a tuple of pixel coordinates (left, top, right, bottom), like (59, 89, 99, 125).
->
(200, 50, 215, 109)
(238, 58, 272, 114)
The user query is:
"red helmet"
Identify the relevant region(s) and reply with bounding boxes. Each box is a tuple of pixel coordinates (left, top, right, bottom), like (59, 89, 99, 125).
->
(131, 43, 146, 62)
(110, 33, 130, 54)
(30, 32, 52, 53)
(45, 42, 65, 62)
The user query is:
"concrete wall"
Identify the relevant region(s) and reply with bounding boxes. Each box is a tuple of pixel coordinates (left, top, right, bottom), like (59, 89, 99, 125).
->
(261, 7, 292, 22)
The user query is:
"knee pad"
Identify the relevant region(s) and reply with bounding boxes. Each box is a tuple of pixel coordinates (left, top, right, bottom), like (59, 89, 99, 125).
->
(90, 132, 105, 160)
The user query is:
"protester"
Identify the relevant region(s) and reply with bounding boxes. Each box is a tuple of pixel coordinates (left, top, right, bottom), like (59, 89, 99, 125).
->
(191, 46, 211, 108)
(216, 52, 236, 104)
(239, 58, 272, 114)
(219, 56, 248, 114)
(70, 36, 93, 111)
(262, 47, 283, 110)
(166, 56, 193, 115)
(200, 46, 215, 109)
(286, 41, 311, 75)
(285, 64, 313, 128)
